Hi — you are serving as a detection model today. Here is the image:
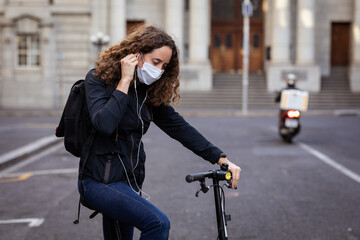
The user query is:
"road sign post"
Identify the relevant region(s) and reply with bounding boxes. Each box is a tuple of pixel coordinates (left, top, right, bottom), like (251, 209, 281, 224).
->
(242, 0, 253, 114)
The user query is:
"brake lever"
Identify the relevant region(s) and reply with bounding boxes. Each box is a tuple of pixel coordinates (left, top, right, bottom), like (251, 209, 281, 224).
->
(226, 179, 237, 189)
(195, 179, 209, 197)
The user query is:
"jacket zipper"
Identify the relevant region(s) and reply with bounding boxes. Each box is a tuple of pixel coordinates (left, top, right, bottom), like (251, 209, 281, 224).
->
(130, 133, 135, 173)
(115, 126, 119, 141)
(104, 157, 111, 184)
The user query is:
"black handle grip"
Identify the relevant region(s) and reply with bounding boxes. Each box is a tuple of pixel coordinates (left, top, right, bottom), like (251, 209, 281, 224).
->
(185, 171, 213, 183)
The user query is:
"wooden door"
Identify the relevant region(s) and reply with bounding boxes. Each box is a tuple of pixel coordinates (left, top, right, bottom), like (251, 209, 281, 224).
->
(331, 22, 350, 66)
(235, 29, 243, 72)
(211, 28, 237, 72)
(249, 28, 263, 72)
(210, 0, 264, 73)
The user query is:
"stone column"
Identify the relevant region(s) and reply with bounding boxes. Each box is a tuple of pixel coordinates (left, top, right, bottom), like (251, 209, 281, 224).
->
(189, 0, 210, 63)
(91, 0, 108, 36)
(181, 0, 212, 91)
(165, 0, 184, 60)
(0, 24, 14, 108)
(267, 0, 292, 92)
(109, 0, 126, 45)
(180, 0, 211, 90)
(90, 0, 109, 67)
(267, 0, 321, 92)
(1, 24, 14, 80)
(41, 23, 57, 107)
(350, 0, 360, 92)
(296, 0, 315, 64)
(271, 0, 291, 63)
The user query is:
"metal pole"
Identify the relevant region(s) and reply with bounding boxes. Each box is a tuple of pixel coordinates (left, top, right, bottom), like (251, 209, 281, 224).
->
(213, 178, 227, 240)
(242, 15, 249, 114)
(242, 0, 253, 114)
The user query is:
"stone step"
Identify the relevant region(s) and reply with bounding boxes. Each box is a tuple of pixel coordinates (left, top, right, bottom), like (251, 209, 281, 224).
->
(179, 71, 360, 110)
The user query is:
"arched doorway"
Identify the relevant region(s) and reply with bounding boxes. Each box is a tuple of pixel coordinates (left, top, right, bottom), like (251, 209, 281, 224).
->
(210, 0, 264, 73)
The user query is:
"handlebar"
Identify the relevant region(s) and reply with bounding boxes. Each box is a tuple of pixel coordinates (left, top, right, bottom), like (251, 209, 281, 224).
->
(185, 171, 215, 183)
(185, 163, 234, 240)
(185, 170, 232, 183)
(185, 163, 232, 185)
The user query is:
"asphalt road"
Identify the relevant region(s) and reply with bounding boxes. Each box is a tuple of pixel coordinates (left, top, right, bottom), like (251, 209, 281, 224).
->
(0, 113, 359, 240)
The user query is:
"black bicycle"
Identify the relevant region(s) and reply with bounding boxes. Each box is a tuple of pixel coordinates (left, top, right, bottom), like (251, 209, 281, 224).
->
(186, 163, 235, 240)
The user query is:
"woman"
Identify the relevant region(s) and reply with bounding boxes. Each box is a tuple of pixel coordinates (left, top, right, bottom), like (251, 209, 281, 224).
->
(79, 25, 241, 240)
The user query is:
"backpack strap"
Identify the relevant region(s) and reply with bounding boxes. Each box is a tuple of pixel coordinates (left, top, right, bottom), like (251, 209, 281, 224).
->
(73, 199, 82, 224)
(80, 128, 96, 179)
(73, 129, 96, 224)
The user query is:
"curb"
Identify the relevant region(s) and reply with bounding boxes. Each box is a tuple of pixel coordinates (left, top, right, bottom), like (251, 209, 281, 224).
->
(177, 108, 360, 117)
(1, 108, 359, 118)
(0, 135, 63, 171)
(333, 109, 360, 116)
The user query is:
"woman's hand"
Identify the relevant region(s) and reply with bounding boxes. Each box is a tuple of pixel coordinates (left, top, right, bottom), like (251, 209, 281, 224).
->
(116, 54, 139, 93)
(218, 157, 241, 189)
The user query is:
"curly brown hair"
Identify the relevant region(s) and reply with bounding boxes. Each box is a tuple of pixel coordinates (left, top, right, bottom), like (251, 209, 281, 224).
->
(94, 25, 180, 106)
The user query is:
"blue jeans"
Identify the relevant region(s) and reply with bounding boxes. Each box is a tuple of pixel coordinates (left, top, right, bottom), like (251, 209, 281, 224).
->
(78, 178, 170, 240)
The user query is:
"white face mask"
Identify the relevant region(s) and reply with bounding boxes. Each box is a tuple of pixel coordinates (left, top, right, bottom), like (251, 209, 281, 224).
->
(136, 55, 164, 85)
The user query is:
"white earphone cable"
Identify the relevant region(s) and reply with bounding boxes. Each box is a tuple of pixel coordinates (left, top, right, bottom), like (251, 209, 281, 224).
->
(118, 65, 150, 200)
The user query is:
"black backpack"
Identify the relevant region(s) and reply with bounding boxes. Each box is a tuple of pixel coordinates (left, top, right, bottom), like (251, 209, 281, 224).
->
(56, 78, 128, 236)
(55, 79, 99, 224)
(55, 79, 94, 157)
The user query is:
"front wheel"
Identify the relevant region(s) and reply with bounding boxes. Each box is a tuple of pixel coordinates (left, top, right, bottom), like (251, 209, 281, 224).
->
(279, 126, 296, 143)
(281, 134, 293, 143)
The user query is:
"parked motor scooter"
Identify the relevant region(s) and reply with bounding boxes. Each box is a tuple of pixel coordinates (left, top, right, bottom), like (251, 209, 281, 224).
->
(278, 109, 301, 143)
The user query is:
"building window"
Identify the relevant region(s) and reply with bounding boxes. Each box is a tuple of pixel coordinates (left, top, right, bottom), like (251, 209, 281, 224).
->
(253, 34, 260, 48)
(226, 34, 232, 48)
(17, 35, 40, 67)
(212, 0, 235, 20)
(214, 34, 221, 48)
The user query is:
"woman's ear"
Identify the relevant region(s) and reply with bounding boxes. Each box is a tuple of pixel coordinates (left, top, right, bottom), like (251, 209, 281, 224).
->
(136, 52, 144, 68)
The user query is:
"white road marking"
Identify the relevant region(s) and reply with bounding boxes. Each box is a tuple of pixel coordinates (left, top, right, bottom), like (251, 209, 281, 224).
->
(0, 218, 44, 227)
(0, 142, 76, 183)
(269, 126, 360, 184)
(0, 168, 77, 179)
(298, 142, 360, 184)
(0, 142, 63, 175)
(0, 135, 60, 166)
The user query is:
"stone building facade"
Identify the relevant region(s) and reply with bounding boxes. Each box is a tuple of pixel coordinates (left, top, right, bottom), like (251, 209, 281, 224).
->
(266, 0, 360, 92)
(0, 0, 359, 109)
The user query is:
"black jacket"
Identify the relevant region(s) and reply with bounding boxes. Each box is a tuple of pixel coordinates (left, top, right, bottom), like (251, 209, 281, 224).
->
(79, 69, 223, 190)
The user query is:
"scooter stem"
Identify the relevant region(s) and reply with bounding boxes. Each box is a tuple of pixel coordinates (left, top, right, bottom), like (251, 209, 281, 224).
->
(213, 177, 228, 240)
